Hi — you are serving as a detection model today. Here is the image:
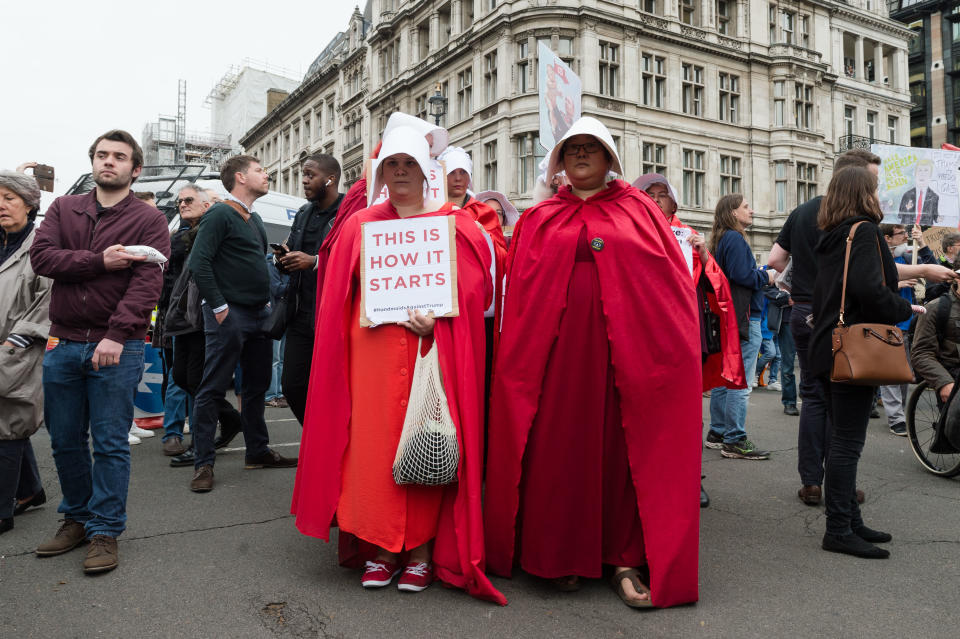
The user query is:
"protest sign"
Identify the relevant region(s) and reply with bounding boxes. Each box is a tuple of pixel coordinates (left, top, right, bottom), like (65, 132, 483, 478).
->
(872, 144, 960, 227)
(922, 226, 955, 261)
(538, 42, 581, 152)
(366, 158, 447, 206)
(671, 226, 693, 275)
(360, 216, 459, 326)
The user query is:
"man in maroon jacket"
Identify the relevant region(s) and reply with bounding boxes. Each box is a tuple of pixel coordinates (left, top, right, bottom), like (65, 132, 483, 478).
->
(29, 130, 170, 574)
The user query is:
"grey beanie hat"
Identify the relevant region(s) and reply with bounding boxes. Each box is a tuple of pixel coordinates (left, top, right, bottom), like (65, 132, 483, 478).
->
(0, 170, 42, 216)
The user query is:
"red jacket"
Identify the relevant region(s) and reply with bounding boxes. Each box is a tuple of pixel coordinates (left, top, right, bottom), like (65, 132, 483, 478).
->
(30, 190, 170, 343)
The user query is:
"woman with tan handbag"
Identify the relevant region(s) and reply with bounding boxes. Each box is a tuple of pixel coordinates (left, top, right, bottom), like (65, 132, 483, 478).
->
(810, 166, 914, 559)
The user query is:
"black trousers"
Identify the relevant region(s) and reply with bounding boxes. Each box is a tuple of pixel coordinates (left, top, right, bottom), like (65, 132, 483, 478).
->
(822, 380, 875, 536)
(0, 438, 42, 520)
(792, 303, 833, 486)
(282, 311, 315, 425)
(172, 330, 243, 450)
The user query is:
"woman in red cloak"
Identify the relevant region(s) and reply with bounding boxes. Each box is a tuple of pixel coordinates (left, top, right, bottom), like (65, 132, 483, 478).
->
(290, 126, 504, 604)
(484, 117, 702, 608)
(633, 173, 747, 508)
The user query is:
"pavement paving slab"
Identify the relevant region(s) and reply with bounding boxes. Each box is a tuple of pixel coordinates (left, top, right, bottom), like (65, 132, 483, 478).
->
(2, 391, 959, 638)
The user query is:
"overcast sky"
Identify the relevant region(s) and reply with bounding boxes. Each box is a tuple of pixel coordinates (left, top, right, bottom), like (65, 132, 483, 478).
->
(1, 1, 359, 209)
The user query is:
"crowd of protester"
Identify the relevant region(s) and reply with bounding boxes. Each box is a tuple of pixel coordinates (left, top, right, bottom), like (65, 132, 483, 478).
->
(3, 117, 960, 608)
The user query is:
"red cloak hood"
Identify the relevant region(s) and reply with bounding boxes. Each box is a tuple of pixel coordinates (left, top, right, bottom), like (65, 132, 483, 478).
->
(291, 200, 505, 605)
(484, 180, 702, 608)
(669, 217, 746, 390)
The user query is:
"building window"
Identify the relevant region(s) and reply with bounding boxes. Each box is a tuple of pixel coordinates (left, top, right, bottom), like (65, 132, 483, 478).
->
(888, 115, 898, 144)
(642, 142, 667, 175)
(800, 15, 810, 48)
(484, 52, 498, 103)
(680, 0, 696, 25)
(682, 63, 704, 116)
(516, 133, 545, 194)
(517, 41, 530, 93)
(720, 155, 742, 195)
(781, 11, 795, 45)
(797, 162, 817, 204)
(717, 0, 732, 35)
(457, 67, 473, 120)
(599, 42, 620, 97)
(641, 0, 657, 12)
(775, 161, 788, 212)
(682, 149, 705, 208)
(769, 5, 777, 43)
(488, 0, 497, 10)
(908, 28, 923, 56)
(381, 39, 400, 83)
(416, 93, 428, 120)
(641, 54, 666, 108)
(773, 80, 785, 126)
(719, 72, 739, 123)
(844, 106, 855, 137)
(866, 111, 877, 141)
(327, 101, 335, 132)
(794, 83, 813, 130)
(484, 140, 498, 190)
(910, 77, 926, 109)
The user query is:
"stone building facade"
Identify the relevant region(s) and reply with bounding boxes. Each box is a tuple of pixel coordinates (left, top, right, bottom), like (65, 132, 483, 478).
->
(240, 0, 913, 250)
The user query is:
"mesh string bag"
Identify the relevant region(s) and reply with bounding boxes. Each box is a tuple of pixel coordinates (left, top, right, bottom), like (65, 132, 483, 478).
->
(392, 337, 460, 486)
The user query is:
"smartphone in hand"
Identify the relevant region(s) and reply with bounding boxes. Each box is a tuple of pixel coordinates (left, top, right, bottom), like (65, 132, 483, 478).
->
(270, 243, 288, 255)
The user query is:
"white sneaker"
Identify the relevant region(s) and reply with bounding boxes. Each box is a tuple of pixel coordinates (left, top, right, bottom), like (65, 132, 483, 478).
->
(128, 433, 142, 445)
(767, 381, 782, 392)
(129, 424, 156, 438)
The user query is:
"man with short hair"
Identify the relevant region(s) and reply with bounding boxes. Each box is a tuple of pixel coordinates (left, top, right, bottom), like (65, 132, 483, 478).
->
(898, 158, 940, 226)
(769, 149, 956, 505)
(274, 154, 343, 424)
(30, 129, 170, 573)
(157, 185, 212, 456)
(186, 155, 296, 493)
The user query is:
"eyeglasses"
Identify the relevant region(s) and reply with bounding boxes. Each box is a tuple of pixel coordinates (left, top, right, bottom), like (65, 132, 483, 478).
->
(177, 197, 195, 206)
(891, 230, 907, 237)
(563, 142, 604, 156)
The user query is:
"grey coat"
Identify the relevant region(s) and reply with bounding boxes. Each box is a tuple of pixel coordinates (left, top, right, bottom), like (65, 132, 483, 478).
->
(0, 227, 51, 440)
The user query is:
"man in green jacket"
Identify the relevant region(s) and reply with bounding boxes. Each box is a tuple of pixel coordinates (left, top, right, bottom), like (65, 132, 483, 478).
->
(186, 155, 296, 493)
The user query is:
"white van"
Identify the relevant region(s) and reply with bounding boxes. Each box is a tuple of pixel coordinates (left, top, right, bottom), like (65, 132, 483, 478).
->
(65, 164, 306, 245)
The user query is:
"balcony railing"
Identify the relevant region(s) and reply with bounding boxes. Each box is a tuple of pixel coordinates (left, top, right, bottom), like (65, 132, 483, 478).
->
(837, 134, 877, 153)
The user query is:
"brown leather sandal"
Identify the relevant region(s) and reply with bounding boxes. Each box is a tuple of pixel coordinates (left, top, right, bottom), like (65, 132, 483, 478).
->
(611, 568, 653, 608)
(550, 575, 581, 592)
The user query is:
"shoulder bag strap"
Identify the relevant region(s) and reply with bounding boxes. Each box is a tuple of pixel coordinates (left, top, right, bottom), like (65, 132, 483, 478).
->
(838, 220, 889, 326)
(223, 200, 268, 252)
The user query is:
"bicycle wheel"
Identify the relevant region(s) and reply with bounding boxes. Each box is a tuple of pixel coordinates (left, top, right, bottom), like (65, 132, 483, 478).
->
(906, 381, 960, 477)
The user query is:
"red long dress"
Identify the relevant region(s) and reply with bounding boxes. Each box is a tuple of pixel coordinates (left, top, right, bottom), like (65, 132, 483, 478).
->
(517, 229, 646, 577)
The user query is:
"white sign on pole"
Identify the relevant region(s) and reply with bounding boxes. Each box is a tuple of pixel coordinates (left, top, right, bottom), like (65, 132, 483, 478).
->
(538, 42, 582, 152)
(366, 158, 448, 207)
(671, 226, 694, 275)
(360, 216, 459, 326)
(872, 144, 960, 227)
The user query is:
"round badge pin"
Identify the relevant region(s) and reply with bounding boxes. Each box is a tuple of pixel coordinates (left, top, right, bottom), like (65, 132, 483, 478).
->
(590, 237, 605, 251)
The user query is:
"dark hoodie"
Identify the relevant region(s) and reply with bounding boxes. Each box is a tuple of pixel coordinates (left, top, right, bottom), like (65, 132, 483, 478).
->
(809, 215, 912, 378)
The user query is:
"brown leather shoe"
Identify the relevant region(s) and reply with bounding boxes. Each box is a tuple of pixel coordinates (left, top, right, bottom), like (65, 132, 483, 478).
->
(244, 449, 298, 469)
(83, 534, 118, 574)
(36, 519, 87, 556)
(856, 489, 866, 504)
(798, 485, 822, 506)
(190, 465, 214, 492)
(163, 437, 187, 456)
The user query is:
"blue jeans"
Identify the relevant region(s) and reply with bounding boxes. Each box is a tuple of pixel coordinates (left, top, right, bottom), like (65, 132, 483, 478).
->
(778, 316, 797, 407)
(757, 337, 780, 383)
(162, 376, 191, 442)
(194, 304, 273, 468)
(42, 339, 144, 538)
(709, 318, 762, 444)
(265, 336, 285, 401)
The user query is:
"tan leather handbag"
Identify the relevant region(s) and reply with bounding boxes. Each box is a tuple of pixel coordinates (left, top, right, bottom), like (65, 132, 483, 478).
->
(830, 221, 914, 386)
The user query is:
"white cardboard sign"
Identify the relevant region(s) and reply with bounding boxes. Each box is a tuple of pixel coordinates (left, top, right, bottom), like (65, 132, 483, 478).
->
(672, 226, 694, 275)
(360, 216, 459, 326)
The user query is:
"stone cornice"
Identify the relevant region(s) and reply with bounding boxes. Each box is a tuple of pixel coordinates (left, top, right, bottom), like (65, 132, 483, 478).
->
(830, 6, 914, 39)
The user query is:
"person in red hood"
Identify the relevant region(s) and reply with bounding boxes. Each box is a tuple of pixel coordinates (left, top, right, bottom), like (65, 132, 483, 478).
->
(484, 117, 702, 609)
(633, 174, 747, 508)
(290, 126, 503, 604)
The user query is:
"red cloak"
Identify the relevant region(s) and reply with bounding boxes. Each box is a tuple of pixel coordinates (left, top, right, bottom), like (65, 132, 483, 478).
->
(460, 197, 507, 345)
(291, 200, 505, 605)
(484, 180, 702, 608)
(668, 216, 746, 391)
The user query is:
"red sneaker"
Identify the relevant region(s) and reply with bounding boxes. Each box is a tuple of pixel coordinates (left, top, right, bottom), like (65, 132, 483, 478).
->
(397, 562, 434, 592)
(361, 560, 401, 588)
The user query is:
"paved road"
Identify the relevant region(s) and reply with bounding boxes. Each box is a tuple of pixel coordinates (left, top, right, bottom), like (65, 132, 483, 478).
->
(2, 390, 959, 638)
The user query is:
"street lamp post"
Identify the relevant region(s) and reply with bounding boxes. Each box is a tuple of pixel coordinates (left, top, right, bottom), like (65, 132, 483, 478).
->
(428, 83, 447, 126)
